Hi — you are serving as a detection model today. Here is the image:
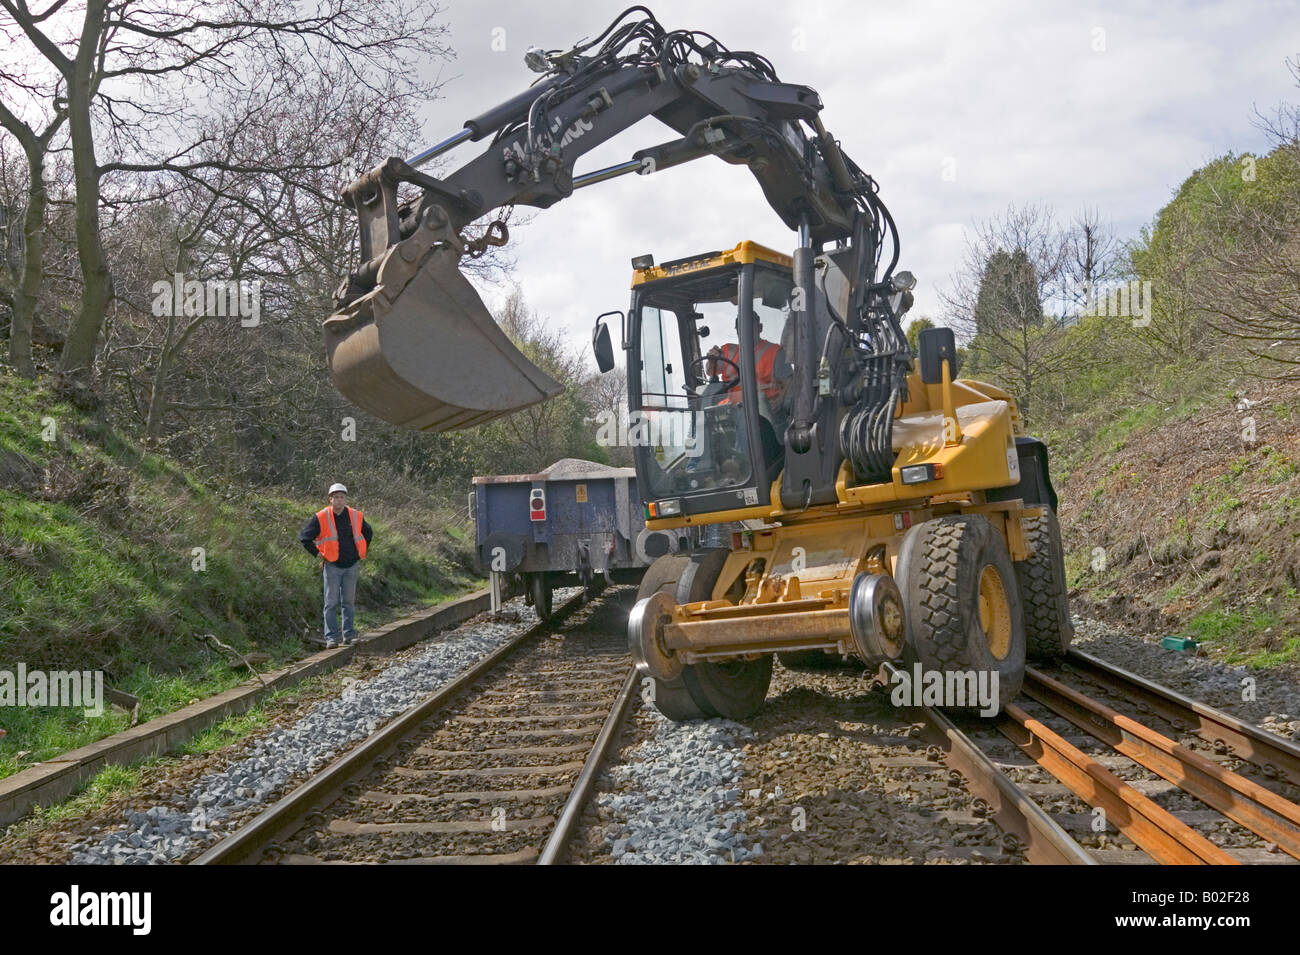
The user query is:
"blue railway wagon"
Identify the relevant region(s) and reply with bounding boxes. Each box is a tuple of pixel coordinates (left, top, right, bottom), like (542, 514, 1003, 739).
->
(470, 459, 676, 619)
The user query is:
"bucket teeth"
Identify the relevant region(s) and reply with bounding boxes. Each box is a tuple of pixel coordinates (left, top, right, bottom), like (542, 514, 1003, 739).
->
(324, 241, 562, 432)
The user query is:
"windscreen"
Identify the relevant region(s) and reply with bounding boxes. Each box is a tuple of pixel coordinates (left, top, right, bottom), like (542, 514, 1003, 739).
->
(635, 264, 795, 502)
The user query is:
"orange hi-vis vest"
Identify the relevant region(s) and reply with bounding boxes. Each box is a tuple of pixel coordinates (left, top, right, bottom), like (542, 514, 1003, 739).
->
(719, 340, 781, 403)
(315, 506, 367, 563)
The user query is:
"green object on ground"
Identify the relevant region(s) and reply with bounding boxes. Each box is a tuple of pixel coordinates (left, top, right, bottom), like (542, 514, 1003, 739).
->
(1161, 636, 1199, 651)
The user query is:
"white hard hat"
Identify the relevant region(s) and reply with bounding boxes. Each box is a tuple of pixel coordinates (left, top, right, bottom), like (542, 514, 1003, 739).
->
(328, 483, 348, 495)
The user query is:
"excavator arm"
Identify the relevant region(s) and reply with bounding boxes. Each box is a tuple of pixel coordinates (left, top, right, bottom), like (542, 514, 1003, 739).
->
(325, 8, 904, 442)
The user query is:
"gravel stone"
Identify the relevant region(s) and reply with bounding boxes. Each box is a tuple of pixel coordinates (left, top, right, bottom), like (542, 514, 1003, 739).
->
(69, 594, 571, 865)
(597, 711, 756, 865)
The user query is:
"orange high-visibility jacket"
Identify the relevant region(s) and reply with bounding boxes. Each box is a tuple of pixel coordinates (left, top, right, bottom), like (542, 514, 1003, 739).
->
(718, 340, 782, 403)
(315, 506, 367, 563)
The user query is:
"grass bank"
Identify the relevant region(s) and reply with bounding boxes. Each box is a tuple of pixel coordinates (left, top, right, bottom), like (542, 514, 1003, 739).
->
(0, 370, 479, 778)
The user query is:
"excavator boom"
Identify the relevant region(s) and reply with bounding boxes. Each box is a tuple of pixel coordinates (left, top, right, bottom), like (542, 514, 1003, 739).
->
(325, 8, 896, 433)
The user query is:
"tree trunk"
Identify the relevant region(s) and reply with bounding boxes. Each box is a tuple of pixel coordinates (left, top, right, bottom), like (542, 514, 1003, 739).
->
(56, 0, 110, 383)
(8, 144, 50, 378)
(144, 310, 176, 442)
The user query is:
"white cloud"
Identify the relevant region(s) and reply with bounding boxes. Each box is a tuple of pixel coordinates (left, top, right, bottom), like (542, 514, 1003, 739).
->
(400, 0, 1297, 361)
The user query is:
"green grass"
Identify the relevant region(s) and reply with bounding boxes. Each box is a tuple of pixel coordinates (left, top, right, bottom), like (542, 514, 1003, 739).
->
(178, 710, 271, 756)
(1248, 635, 1300, 669)
(25, 763, 143, 825)
(1092, 401, 1169, 456)
(0, 707, 132, 779)
(3, 671, 341, 835)
(1182, 603, 1298, 667)
(0, 372, 477, 780)
(1207, 496, 1243, 532)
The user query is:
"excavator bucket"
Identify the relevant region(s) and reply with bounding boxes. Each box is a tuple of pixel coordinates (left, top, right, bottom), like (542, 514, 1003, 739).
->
(324, 241, 563, 432)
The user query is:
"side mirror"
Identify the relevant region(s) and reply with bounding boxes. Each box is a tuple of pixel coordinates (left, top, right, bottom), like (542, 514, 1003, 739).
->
(918, 326, 958, 385)
(592, 319, 615, 374)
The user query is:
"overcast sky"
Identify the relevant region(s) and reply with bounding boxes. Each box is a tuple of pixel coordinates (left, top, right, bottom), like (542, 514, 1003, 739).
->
(416, 0, 1297, 358)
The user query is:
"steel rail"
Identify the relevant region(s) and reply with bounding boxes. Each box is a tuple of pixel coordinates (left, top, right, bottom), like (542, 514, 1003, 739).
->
(998, 702, 1237, 865)
(1065, 648, 1300, 785)
(537, 668, 639, 864)
(192, 591, 589, 865)
(880, 662, 1095, 864)
(919, 703, 1096, 865)
(1025, 666, 1300, 860)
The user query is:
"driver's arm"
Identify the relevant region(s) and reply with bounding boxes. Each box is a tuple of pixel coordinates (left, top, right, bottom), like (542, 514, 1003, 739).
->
(705, 344, 723, 377)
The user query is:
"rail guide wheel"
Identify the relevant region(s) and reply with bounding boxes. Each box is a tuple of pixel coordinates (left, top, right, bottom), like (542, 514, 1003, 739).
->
(631, 555, 712, 720)
(630, 550, 772, 722)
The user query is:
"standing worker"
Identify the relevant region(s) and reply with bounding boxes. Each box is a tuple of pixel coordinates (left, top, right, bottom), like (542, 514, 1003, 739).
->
(300, 483, 373, 649)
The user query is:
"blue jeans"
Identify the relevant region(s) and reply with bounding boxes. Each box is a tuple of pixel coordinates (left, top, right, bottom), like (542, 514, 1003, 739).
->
(323, 561, 360, 641)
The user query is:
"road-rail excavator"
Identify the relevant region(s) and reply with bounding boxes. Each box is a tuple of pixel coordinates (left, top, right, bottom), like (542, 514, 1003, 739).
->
(322, 8, 1073, 720)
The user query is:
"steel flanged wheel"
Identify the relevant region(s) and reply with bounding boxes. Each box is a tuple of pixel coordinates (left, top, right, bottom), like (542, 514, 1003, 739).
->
(529, 573, 553, 622)
(628, 590, 683, 681)
(632, 554, 711, 720)
(849, 572, 907, 665)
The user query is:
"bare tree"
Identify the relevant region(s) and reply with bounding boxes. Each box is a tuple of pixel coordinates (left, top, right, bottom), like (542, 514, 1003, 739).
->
(0, 0, 452, 384)
(1193, 58, 1300, 372)
(0, 54, 67, 376)
(941, 203, 1075, 416)
(1061, 204, 1119, 315)
(490, 288, 598, 469)
(586, 362, 631, 466)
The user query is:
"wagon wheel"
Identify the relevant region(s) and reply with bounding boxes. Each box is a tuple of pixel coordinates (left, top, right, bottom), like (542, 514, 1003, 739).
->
(530, 572, 553, 622)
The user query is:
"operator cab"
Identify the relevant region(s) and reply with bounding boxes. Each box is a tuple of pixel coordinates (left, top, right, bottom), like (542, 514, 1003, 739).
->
(594, 242, 795, 521)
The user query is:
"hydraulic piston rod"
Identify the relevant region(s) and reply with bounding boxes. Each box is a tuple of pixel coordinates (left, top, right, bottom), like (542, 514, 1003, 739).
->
(406, 128, 475, 169)
(573, 158, 644, 189)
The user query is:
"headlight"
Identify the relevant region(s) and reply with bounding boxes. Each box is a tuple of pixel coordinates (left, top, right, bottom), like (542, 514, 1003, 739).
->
(899, 463, 943, 485)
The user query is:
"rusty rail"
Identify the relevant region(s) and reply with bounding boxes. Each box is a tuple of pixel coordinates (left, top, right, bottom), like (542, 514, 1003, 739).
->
(998, 702, 1237, 865)
(1065, 648, 1300, 785)
(193, 590, 590, 865)
(1025, 666, 1300, 860)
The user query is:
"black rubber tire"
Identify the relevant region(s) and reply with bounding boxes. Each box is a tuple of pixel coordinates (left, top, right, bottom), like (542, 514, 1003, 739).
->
(634, 555, 710, 721)
(529, 573, 552, 622)
(1016, 511, 1074, 661)
(897, 515, 1025, 712)
(677, 549, 773, 720)
(683, 656, 773, 720)
(637, 555, 689, 602)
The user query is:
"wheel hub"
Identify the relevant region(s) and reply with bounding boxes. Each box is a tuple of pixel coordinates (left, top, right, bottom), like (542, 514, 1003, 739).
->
(977, 564, 1012, 660)
(628, 590, 683, 680)
(848, 572, 907, 664)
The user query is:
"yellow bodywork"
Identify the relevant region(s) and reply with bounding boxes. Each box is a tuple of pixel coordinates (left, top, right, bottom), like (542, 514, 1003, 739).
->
(631, 239, 791, 286)
(634, 241, 1039, 665)
(647, 368, 1026, 528)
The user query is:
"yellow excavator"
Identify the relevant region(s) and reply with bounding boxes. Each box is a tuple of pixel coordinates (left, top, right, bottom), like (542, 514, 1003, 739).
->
(322, 9, 1073, 720)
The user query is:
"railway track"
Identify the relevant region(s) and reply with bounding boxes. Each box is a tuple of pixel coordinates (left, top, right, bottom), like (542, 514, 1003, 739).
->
(949, 648, 1300, 865)
(727, 648, 1300, 866)
(193, 586, 638, 865)
(193, 584, 1300, 866)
